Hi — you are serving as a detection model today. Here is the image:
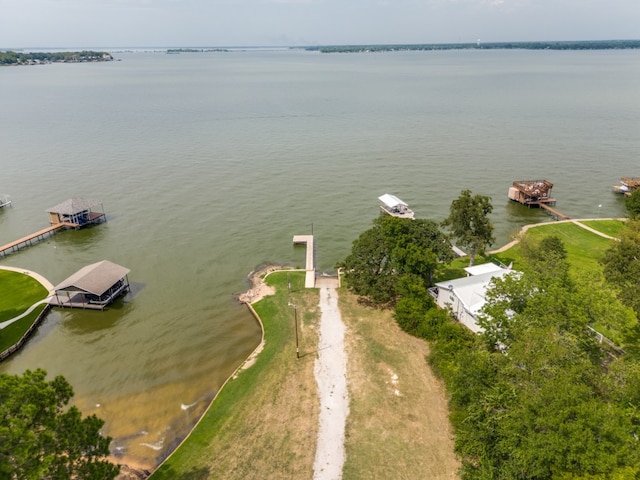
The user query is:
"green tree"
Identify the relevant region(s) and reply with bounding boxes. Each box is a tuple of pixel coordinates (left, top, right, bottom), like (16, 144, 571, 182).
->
(0, 369, 120, 480)
(340, 216, 453, 304)
(443, 189, 495, 266)
(625, 188, 640, 219)
(601, 220, 640, 317)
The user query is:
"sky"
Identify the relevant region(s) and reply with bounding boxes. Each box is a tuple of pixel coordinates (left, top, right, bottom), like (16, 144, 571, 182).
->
(0, 0, 638, 49)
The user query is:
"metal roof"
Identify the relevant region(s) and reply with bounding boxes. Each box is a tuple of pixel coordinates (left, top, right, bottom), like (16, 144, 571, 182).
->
(54, 260, 130, 296)
(435, 270, 516, 314)
(46, 198, 101, 215)
(464, 263, 505, 276)
(378, 194, 408, 208)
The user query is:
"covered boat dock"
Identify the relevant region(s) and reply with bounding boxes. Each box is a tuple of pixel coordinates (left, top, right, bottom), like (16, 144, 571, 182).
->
(49, 260, 130, 310)
(47, 198, 106, 227)
(508, 180, 556, 206)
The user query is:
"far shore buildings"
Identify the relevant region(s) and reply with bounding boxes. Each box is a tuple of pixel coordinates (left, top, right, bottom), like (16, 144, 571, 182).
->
(430, 263, 517, 333)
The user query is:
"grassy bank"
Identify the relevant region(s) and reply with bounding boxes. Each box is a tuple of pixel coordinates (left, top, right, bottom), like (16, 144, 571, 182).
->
(150, 271, 321, 479)
(0, 270, 49, 353)
(150, 270, 460, 479)
(491, 219, 624, 274)
(0, 269, 48, 321)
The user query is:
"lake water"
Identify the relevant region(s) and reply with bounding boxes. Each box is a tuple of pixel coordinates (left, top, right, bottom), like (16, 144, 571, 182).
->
(0, 47, 638, 469)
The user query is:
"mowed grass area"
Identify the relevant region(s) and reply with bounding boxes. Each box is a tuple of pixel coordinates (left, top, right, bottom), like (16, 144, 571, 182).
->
(0, 269, 48, 321)
(0, 269, 49, 353)
(151, 270, 460, 479)
(580, 219, 627, 238)
(492, 220, 619, 274)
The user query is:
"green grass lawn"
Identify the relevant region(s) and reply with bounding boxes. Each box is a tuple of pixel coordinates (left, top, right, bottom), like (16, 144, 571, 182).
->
(0, 270, 48, 321)
(579, 219, 627, 238)
(492, 221, 616, 275)
(150, 271, 320, 480)
(0, 270, 49, 354)
(0, 304, 48, 353)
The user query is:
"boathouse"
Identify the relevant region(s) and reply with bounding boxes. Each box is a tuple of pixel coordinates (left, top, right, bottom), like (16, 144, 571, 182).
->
(50, 260, 130, 310)
(46, 198, 106, 227)
(613, 177, 640, 197)
(508, 180, 555, 206)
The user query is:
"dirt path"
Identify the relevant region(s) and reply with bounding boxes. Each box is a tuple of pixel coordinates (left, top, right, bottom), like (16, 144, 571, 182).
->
(313, 286, 349, 480)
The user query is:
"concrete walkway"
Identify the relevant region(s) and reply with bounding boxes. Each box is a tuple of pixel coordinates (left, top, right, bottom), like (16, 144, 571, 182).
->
(313, 285, 349, 480)
(0, 266, 55, 329)
(0, 297, 52, 329)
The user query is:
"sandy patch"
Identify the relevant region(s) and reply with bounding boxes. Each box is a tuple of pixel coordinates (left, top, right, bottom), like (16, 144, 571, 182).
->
(235, 340, 265, 375)
(237, 265, 283, 304)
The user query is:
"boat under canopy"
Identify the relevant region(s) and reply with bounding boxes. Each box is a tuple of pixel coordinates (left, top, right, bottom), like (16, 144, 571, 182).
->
(378, 194, 415, 219)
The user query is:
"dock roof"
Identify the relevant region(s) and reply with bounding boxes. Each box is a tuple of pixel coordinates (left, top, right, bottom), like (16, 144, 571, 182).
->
(54, 260, 130, 296)
(378, 194, 408, 208)
(46, 198, 101, 215)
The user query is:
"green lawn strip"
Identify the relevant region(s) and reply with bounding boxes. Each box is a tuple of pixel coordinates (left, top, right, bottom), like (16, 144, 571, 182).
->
(579, 219, 627, 238)
(436, 255, 492, 283)
(0, 304, 47, 353)
(150, 271, 318, 479)
(0, 270, 48, 321)
(492, 222, 614, 275)
(487, 221, 636, 346)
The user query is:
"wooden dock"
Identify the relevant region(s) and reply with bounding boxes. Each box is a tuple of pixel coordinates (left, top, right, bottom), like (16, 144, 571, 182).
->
(293, 235, 316, 288)
(0, 222, 77, 257)
(538, 203, 571, 220)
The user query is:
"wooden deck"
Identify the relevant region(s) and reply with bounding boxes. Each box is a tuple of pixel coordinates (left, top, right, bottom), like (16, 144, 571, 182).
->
(293, 235, 316, 288)
(538, 203, 571, 220)
(48, 294, 106, 310)
(0, 222, 77, 257)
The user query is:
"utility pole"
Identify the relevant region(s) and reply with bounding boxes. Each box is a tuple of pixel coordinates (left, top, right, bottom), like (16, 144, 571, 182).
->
(289, 303, 300, 359)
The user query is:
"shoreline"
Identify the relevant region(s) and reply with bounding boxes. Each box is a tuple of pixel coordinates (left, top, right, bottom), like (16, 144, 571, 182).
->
(145, 265, 286, 478)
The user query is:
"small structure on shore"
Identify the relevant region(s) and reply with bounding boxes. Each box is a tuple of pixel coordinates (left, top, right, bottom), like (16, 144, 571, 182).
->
(508, 180, 555, 206)
(46, 198, 106, 227)
(613, 177, 640, 197)
(378, 194, 415, 219)
(49, 260, 130, 310)
(430, 267, 518, 333)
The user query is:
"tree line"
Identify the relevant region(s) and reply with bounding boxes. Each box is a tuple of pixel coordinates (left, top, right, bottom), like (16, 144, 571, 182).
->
(340, 191, 640, 478)
(0, 51, 113, 65)
(307, 40, 640, 54)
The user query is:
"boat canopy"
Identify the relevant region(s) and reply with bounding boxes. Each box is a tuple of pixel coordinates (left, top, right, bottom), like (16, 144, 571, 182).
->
(378, 194, 408, 208)
(54, 260, 130, 296)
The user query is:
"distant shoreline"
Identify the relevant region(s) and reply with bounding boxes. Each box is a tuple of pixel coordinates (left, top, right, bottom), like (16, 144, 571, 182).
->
(304, 39, 640, 53)
(0, 50, 113, 66)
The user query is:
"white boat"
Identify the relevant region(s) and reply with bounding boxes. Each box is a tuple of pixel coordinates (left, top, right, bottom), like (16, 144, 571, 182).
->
(378, 194, 415, 219)
(0, 194, 11, 208)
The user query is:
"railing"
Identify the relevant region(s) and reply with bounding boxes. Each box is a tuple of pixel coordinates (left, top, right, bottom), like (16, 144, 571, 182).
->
(0, 304, 51, 362)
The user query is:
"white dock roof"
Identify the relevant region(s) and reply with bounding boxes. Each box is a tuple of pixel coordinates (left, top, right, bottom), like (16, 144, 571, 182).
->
(378, 194, 408, 208)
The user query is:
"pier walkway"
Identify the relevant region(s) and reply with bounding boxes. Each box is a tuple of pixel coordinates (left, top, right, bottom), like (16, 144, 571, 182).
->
(293, 235, 316, 288)
(538, 203, 571, 220)
(0, 222, 76, 257)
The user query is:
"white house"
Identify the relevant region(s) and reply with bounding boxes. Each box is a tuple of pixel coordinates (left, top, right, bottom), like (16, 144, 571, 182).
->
(431, 267, 517, 333)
